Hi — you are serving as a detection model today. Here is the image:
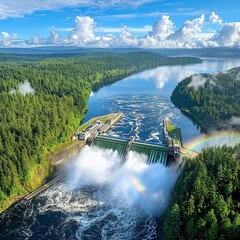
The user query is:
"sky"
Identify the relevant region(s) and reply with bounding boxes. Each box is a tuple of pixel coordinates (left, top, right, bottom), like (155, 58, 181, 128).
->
(0, 0, 239, 48)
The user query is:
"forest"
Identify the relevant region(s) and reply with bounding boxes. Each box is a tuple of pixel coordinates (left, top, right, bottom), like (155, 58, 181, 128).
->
(164, 145, 240, 240)
(165, 67, 240, 239)
(171, 67, 240, 132)
(0, 52, 201, 212)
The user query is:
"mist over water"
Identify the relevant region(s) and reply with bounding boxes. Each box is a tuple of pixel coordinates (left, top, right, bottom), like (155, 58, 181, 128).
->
(67, 146, 178, 215)
(34, 146, 178, 239)
(0, 147, 174, 239)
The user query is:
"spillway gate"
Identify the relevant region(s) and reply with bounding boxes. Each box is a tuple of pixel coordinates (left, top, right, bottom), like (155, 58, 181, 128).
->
(93, 135, 169, 165)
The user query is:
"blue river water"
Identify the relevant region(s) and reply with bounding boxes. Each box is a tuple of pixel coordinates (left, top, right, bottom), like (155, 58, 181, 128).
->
(1, 57, 240, 240)
(85, 58, 240, 148)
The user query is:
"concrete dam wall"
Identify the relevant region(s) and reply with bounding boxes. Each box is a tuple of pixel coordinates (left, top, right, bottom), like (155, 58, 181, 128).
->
(93, 135, 169, 165)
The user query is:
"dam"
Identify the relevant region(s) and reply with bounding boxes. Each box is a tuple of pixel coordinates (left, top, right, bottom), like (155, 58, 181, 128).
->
(50, 112, 181, 166)
(93, 135, 169, 165)
(24, 113, 181, 200)
(84, 115, 181, 166)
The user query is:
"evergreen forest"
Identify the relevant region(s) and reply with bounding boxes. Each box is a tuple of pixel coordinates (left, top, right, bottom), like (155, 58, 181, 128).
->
(171, 67, 240, 132)
(164, 145, 240, 240)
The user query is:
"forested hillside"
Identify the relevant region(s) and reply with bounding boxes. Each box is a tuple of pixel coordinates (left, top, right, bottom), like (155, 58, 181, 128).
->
(171, 67, 240, 132)
(0, 52, 201, 212)
(164, 145, 240, 240)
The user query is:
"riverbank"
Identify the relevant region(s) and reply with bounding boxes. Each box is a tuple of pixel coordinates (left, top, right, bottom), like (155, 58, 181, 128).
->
(171, 99, 209, 133)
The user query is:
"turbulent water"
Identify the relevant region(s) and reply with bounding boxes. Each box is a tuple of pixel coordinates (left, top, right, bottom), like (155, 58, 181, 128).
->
(1, 57, 240, 239)
(0, 148, 178, 239)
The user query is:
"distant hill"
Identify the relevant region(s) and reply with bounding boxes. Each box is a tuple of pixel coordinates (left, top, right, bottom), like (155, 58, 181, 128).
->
(1, 47, 240, 58)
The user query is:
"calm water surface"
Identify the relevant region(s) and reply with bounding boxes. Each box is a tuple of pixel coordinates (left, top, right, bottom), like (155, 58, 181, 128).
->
(1, 58, 240, 240)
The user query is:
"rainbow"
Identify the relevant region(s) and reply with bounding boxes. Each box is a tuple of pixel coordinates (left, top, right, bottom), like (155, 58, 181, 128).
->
(129, 177, 146, 197)
(184, 131, 240, 152)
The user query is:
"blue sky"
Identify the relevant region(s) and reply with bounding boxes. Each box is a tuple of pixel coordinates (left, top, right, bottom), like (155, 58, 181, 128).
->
(0, 0, 240, 48)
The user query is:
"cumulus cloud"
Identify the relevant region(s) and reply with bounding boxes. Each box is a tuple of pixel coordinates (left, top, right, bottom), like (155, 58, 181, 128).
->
(209, 12, 222, 25)
(168, 14, 205, 42)
(30, 34, 43, 45)
(1, 32, 17, 47)
(48, 29, 61, 45)
(19, 81, 35, 95)
(213, 22, 240, 47)
(68, 16, 96, 45)
(148, 15, 174, 40)
(3, 12, 240, 49)
(112, 26, 138, 47)
(9, 81, 35, 96)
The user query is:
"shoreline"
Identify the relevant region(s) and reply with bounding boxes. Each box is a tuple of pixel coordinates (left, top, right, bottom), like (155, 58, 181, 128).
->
(171, 98, 209, 133)
(171, 99, 240, 134)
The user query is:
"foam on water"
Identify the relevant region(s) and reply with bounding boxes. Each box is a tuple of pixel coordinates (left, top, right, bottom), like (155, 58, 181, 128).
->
(107, 95, 181, 143)
(33, 147, 178, 239)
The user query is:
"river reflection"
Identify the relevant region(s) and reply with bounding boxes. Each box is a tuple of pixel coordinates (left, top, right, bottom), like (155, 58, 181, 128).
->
(85, 58, 240, 149)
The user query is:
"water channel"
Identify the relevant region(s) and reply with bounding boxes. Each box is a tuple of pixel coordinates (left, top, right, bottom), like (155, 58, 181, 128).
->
(1, 57, 240, 239)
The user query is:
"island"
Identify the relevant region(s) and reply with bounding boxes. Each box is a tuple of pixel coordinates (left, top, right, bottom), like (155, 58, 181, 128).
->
(171, 67, 240, 132)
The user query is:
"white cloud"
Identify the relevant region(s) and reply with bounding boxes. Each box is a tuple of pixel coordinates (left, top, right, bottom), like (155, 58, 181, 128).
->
(1, 32, 17, 47)
(188, 75, 207, 89)
(96, 25, 152, 33)
(48, 29, 61, 45)
(111, 26, 138, 47)
(0, 0, 153, 19)
(137, 14, 208, 48)
(68, 16, 96, 45)
(30, 34, 43, 45)
(18, 81, 35, 95)
(209, 12, 222, 25)
(55, 25, 152, 34)
(148, 15, 174, 40)
(212, 22, 240, 47)
(168, 14, 205, 42)
(3, 12, 240, 49)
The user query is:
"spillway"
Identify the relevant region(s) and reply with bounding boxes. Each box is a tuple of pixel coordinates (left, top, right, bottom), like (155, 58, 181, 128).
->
(93, 136, 128, 157)
(92, 135, 169, 165)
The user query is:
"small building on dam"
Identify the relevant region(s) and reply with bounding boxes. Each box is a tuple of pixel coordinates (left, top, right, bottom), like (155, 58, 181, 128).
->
(72, 113, 182, 166)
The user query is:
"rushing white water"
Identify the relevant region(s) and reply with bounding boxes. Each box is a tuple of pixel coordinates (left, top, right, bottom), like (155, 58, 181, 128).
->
(37, 147, 178, 239)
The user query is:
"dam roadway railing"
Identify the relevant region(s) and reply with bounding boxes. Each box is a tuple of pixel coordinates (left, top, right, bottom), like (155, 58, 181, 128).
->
(93, 135, 169, 165)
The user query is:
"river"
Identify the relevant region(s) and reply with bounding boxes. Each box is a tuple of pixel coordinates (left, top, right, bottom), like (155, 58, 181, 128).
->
(1, 57, 240, 240)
